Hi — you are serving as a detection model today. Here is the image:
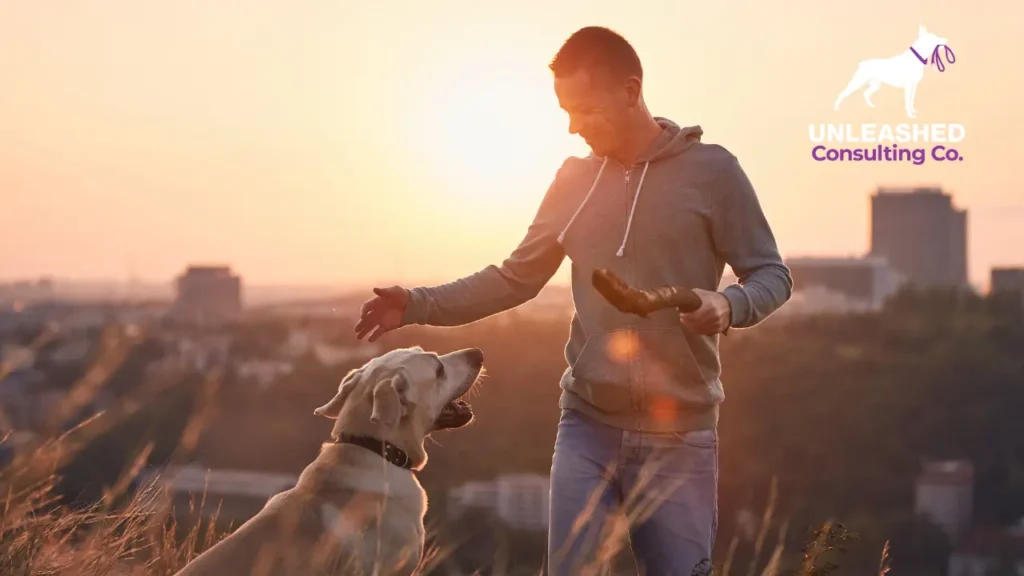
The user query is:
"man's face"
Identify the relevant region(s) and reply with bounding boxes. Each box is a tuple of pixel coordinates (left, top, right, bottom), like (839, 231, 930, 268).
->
(554, 68, 632, 158)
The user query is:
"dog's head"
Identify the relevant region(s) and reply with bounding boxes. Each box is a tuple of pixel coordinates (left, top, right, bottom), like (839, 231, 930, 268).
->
(917, 24, 948, 51)
(313, 346, 484, 469)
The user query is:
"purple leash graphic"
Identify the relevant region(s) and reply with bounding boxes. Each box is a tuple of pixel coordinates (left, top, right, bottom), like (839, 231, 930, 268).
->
(911, 44, 956, 71)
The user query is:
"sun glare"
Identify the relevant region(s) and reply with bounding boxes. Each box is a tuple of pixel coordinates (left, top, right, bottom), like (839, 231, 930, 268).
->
(406, 52, 589, 214)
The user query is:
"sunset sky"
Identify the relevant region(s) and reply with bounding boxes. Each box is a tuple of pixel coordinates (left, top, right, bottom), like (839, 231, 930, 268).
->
(2, 0, 1021, 292)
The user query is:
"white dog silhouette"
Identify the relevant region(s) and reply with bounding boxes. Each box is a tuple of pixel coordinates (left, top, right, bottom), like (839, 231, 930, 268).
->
(834, 25, 949, 119)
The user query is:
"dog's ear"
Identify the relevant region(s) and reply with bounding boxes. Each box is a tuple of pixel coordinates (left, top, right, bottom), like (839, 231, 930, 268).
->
(369, 373, 409, 428)
(314, 368, 361, 419)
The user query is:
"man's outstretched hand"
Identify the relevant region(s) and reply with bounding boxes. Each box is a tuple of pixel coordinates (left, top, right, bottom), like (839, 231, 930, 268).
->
(354, 286, 409, 342)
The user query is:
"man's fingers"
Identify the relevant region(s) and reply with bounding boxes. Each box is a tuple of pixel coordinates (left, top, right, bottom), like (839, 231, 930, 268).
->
(356, 297, 385, 331)
(367, 325, 389, 343)
(357, 286, 405, 341)
(357, 325, 380, 341)
(680, 310, 716, 334)
(680, 302, 709, 319)
(354, 311, 379, 337)
(354, 320, 369, 337)
(354, 310, 371, 330)
(680, 315, 700, 331)
(681, 319, 712, 335)
(359, 297, 379, 318)
(680, 309, 710, 323)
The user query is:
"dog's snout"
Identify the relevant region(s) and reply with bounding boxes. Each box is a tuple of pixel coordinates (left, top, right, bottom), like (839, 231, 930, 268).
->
(465, 348, 484, 367)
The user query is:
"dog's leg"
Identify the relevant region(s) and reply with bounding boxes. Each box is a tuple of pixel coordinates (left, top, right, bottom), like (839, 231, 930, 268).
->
(905, 79, 921, 117)
(834, 66, 869, 110)
(862, 79, 881, 108)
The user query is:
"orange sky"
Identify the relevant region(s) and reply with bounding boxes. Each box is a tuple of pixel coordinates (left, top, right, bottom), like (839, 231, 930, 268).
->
(2, 0, 1021, 292)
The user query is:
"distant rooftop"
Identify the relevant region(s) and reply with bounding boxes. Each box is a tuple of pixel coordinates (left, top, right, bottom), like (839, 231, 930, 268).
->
(140, 464, 297, 499)
(874, 186, 947, 195)
(785, 255, 891, 267)
(918, 459, 974, 485)
(181, 265, 236, 276)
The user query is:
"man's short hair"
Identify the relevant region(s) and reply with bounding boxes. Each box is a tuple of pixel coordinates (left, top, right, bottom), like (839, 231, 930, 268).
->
(549, 26, 643, 84)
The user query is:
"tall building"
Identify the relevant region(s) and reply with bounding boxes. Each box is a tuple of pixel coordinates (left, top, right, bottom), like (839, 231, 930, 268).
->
(869, 187, 968, 290)
(170, 265, 243, 324)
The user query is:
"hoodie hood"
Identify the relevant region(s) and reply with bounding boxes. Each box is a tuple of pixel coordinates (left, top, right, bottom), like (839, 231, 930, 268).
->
(561, 117, 704, 257)
(639, 117, 703, 162)
(609, 117, 704, 164)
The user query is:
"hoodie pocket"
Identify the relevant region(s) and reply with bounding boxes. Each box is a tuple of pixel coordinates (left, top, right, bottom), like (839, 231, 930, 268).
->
(635, 328, 713, 408)
(568, 330, 634, 412)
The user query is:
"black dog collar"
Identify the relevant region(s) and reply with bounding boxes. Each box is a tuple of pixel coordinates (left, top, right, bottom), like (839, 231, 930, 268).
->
(335, 434, 413, 469)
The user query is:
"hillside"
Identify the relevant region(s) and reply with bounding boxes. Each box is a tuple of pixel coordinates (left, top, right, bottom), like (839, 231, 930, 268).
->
(52, 289, 1024, 574)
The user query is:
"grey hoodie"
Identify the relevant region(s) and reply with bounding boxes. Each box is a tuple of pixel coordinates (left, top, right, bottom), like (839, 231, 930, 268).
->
(401, 117, 792, 433)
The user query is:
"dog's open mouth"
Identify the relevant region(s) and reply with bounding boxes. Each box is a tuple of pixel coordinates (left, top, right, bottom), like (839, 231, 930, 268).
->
(433, 398, 473, 431)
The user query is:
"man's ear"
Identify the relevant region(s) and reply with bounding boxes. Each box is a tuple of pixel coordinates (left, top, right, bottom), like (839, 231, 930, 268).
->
(314, 368, 361, 419)
(369, 374, 409, 428)
(623, 76, 642, 108)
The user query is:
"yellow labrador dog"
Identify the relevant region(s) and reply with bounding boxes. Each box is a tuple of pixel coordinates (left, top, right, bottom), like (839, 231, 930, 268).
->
(174, 346, 483, 576)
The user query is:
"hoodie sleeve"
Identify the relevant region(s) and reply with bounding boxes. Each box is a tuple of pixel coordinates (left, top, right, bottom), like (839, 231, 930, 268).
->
(710, 154, 793, 329)
(399, 162, 570, 328)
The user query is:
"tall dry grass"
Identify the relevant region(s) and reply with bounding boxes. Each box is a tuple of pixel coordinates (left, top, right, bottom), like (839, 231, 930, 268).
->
(0, 323, 229, 575)
(0, 323, 890, 575)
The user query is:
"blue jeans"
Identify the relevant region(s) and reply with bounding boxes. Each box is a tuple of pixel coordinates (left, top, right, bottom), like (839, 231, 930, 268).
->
(547, 408, 719, 576)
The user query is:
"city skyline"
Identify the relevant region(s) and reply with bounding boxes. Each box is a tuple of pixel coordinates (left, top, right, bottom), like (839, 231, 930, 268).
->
(3, 184, 1011, 298)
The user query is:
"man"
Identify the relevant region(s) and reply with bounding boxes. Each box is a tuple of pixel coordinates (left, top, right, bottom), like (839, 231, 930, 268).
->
(355, 26, 792, 575)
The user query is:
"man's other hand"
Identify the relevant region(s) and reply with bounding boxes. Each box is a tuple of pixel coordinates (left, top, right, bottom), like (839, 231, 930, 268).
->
(679, 289, 732, 335)
(354, 286, 409, 342)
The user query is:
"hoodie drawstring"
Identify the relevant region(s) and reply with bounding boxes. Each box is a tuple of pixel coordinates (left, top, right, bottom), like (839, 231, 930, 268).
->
(616, 160, 649, 257)
(557, 157, 607, 245)
(556, 157, 651, 259)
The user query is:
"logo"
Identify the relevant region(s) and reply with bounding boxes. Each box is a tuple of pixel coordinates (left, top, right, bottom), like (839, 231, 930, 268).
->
(834, 24, 953, 119)
(810, 25, 963, 166)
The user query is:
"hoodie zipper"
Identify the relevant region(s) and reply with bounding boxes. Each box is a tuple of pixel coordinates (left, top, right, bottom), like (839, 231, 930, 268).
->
(622, 164, 641, 421)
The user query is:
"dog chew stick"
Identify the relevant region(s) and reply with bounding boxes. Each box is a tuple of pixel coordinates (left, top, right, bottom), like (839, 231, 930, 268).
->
(591, 268, 703, 317)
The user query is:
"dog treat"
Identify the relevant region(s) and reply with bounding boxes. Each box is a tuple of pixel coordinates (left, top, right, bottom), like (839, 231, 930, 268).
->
(591, 268, 703, 317)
